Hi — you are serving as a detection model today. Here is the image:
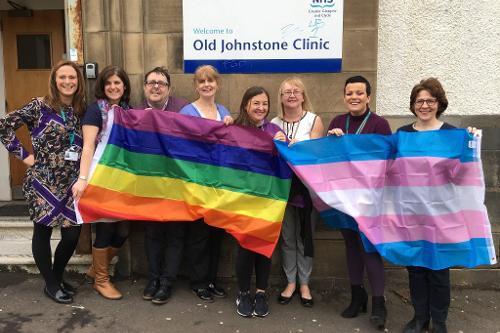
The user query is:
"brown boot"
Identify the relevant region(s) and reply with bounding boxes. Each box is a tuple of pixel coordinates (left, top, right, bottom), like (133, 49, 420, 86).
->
(87, 246, 119, 283)
(92, 247, 122, 300)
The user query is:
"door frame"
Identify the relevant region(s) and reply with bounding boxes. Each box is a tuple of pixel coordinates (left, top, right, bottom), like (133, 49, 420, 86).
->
(0, 1, 83, 201)
(0, 31, 11, 201)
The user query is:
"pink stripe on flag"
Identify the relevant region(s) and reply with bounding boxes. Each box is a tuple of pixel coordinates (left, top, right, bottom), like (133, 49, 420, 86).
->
(356, 210, 491, 245)
(386, 158, 483, 187)
(294, 158, 482, 192)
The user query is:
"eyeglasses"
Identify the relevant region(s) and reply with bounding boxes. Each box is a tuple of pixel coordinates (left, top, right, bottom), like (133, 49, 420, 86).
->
(145, 80, 169, 88)
(415, 99, 437, 107)
(282, 90, 303, 97)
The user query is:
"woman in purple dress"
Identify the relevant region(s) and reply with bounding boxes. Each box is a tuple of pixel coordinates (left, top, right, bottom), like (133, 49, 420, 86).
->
(0, 60, 86, 304)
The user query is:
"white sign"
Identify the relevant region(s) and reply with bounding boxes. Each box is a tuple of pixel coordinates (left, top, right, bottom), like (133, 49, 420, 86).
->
(183, 0, 344, 73)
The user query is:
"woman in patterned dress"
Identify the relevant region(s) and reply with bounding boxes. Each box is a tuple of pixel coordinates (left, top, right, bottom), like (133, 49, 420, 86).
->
(0, 60, 86, 304)
(72, 65, 131, 300)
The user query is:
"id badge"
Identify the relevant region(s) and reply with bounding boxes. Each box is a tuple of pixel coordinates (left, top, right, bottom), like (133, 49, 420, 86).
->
(64, 146, 80, 161)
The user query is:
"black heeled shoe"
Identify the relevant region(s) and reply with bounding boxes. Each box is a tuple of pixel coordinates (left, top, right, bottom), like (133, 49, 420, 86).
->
(369, 296, 387, 331)
(341, 285, 368, 318)
(44, 286, 73, 304)
(300, 294, 314, 307)
(208, 283, 227, 298)
(430, 321, 447, 333)
(277, 290, 295, 304)
(403, 317, 430, 333)
(60, 281, 77, 296)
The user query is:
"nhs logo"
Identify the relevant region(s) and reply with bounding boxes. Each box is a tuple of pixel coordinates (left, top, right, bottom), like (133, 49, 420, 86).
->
(311, 0, 335, 8)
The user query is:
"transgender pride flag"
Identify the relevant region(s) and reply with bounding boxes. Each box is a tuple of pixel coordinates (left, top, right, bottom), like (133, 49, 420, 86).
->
(276, 130, 497, 269)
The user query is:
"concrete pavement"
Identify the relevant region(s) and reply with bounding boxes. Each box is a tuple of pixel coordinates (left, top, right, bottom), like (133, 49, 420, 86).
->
(0, 272, 499, 333)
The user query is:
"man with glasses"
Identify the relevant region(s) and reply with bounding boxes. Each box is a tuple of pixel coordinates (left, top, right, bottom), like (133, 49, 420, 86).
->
(136, 67, 188, 305)
(139, 66, 188, 112)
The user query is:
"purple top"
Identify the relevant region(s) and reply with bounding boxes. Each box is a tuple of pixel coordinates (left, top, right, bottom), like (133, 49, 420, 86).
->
(136, 95, 189, 113)
(328, 109, 392, 135)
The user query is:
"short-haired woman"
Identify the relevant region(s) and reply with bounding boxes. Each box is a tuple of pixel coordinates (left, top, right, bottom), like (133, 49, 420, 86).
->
(327, 75, 392, 330)
(399, 77, 473, 333)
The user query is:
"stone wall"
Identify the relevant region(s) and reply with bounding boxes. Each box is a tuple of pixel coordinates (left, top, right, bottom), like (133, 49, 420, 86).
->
(82, 0, 379, 123)
(82, 0, 500, 285)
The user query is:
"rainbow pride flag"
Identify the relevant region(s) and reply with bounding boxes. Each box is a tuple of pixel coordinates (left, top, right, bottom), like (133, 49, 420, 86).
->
(76, 107, 292, 257)
(275, 130, 497, 269)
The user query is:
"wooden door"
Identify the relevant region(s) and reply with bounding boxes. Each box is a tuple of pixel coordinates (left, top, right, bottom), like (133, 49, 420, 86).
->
(1, 10, 65, 197)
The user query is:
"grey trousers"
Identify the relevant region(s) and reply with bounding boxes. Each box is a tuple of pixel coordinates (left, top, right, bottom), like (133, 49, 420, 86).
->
(280, 205, 313, 284)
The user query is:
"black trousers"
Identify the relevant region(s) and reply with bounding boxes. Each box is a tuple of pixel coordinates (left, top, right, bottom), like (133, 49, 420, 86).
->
(208, 225, 225, 284)
(407, 266, 450, 324)
(144, 222, 184, 285)
(93, 221, 130, 248)
(236, 245, 271, 292)
(144, 220, 209, 289)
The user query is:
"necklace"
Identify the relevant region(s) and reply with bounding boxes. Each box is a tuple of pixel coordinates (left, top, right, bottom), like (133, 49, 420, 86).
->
(282, 111, 306, 140)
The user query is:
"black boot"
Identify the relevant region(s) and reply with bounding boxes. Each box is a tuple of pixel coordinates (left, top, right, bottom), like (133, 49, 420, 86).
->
(430, 321, 447, 333)
(341, 285, 368, 318)
(152, 280, 172, 305)
(403, 317, 430, 333)
(143, 279, 160, 300)
(369, 296, 387, 331)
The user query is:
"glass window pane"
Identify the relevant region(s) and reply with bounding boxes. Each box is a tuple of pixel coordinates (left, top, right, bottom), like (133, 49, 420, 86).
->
(17, 34, 51, 69)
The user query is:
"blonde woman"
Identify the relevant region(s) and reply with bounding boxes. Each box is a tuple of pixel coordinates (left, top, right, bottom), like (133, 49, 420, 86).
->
(179, 65, 233, 301)
(271, 77, 324, 307)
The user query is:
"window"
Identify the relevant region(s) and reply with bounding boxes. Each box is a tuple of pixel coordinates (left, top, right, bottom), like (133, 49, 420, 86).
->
(17, 34, 51, 69)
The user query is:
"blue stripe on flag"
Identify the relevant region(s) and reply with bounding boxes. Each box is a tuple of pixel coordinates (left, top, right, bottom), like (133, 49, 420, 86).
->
(396, 130, 477, 162)
(107, 124, 292, 179)
(275, 134, 395, 165)
(275, 129, 477, 166)
(374, 238, 494, 269)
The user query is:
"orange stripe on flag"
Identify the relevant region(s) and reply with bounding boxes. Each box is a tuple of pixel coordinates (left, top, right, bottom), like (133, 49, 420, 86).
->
(79, 185, 282, 247)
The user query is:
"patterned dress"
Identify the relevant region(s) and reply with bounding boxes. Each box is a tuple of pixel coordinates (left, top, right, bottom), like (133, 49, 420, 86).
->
(0, 98, 83, 227)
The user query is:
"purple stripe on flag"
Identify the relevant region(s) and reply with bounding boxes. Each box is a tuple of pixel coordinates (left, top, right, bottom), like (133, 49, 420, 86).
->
(113, 108, 280, 155)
